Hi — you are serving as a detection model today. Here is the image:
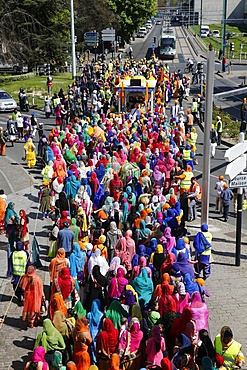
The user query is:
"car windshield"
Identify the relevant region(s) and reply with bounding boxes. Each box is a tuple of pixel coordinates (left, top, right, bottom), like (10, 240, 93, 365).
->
(0, 91, 12, 99)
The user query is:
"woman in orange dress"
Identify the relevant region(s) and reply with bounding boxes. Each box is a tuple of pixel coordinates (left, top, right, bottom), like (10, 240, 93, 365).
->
(20, 265, 45, 328)
(0, 192, 6, 234)
(72, 316, 92, 367)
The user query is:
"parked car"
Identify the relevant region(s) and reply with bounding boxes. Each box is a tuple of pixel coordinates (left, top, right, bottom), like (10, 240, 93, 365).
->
(0, 62, 28, 74)
(200, 30, 209, 38)
(139, 27, 147, 35)
(0, 90, 18, 111)
(211, 30, 220, 37)
(156, 20, 162, 25)
(226, 32, 235, 39)
(137, 31, 145, 38)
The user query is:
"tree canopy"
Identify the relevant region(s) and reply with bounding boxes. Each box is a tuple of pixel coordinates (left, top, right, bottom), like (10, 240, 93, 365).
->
(107, 0, 157, 38)
(0, 0, 157, 66)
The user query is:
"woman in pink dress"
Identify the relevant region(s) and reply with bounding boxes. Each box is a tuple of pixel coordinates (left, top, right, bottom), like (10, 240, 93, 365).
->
(146, 325, 166, 366)
(190, 291, 209, 332)
(115, 230, 136, 264)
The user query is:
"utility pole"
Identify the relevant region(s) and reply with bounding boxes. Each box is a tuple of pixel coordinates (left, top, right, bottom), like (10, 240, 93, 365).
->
(201, 51, 215, 225)
(221, 0, 227, 59)
(236, 133, 244, 266)
(70, 0, 76, 80)
(199, 0, 203, 35)
(188, 0, 191, 27)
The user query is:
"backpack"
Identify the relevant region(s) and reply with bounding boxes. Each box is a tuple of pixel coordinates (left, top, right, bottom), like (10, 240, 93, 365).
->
(193, 232, 211, 255)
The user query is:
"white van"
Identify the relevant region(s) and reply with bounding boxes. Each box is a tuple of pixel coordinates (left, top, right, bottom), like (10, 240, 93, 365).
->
(200, 25, 210, 37)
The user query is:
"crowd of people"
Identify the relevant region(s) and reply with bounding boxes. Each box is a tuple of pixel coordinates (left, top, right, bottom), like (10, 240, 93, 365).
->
(0, 54, 243, 370)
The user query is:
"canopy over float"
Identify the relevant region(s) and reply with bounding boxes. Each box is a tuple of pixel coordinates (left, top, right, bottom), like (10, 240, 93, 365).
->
(116, 75, 157, 113)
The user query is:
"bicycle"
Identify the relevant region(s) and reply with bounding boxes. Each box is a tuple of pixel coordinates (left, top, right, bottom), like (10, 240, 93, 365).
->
(184, 64, 196, 74)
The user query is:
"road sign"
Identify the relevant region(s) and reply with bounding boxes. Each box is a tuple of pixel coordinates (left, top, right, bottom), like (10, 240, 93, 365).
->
(152, 43, 155, 51)
(230, 173, 247, 188)
(102, 28, 115, 35)
(86, 42, 98, 47)
(224, 141, 247, 162)
(84, 32, 98, 38)
(102, 28, 115, 42)
(84, 31, 99, 46)
(225, 154, 247, 180)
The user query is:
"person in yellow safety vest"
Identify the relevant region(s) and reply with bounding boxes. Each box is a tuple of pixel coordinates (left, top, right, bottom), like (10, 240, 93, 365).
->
(187, 127, 198, 153)
(175, 164, 194, 195)
(193, 223, 212, 280)
(187, 177, 202, 221)
(216, 115, 223, 146)
(10, 241, 30, 302)
(215, 326, 245, 370)
(182, 144, 195, 170)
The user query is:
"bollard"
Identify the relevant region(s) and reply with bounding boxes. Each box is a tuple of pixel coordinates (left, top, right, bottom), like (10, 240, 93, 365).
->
(6, 243, 11, 277)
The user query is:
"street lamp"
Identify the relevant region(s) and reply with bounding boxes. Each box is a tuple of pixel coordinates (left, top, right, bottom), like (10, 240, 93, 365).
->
(70, 0, 76, 80)
(221, 0, 227, 58)
(199, 0, 203, 36)
(188, 0, 191, 27)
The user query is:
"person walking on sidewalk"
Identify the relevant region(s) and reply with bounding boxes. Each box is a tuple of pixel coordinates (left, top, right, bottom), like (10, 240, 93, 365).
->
(214, 175, 226, 214)
(221, 183, 233, 222)
(210, 124, 218, 158)
(9, 241, 30, 302)
(187, 177, 201, 221)
(216, 116, 223, 146)
(215, 326, 245, 370)
(0, 127, 6, 156)
(193, 223, 212, 280)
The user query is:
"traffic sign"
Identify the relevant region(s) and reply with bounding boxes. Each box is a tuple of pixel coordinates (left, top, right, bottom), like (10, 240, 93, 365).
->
(225, 154, 247, 180)
(152, 43, 155, 51)
(102, 28, 115, 35)
(230, 173, 247, 188)
(224, 141, 247, 162)
(86, 42, 98, 46)
(102, 28, 115, 42)
(84, 32, 98, 38)
(84, 31, 99, 46)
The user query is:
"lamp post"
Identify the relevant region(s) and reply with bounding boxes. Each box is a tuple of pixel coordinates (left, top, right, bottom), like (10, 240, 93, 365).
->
(188, 0, 191, 27)
(221, 0, 227, 54)
(199, 0, 203, 35)
(70, 0, 76, 80)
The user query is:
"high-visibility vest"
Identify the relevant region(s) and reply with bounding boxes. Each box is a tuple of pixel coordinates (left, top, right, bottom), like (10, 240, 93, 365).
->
(180, 171, 193, 189)
(190, 182, 202, 200)
(201, 231, 212, 256)
(192, 102, 198, 112)
(217, 119, 223, 133)
(183, 149, 191, 161)
(12, 250, 28, 276)
(215, 335, 241, 369)
(53, 97, 61, 108)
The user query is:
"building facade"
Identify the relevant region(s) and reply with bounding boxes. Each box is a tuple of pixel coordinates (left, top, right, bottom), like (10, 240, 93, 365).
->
(193, 0, 246, 25)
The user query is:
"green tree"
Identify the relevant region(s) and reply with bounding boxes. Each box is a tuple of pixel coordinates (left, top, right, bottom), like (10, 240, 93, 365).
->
(0, 0, 70, 67)
(107, 0, 157, 39)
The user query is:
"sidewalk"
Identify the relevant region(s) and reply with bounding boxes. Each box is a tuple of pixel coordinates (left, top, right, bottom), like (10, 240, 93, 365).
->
(0, 158, 51, 369)
(187, 217, 247, 350)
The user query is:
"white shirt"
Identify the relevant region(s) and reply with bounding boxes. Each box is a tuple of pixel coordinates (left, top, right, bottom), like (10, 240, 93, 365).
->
(215, 180, 226, 196)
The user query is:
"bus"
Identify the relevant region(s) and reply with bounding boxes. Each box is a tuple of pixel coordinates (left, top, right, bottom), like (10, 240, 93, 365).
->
(159, 27, 176, 59)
